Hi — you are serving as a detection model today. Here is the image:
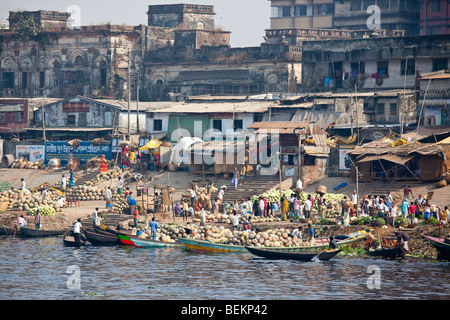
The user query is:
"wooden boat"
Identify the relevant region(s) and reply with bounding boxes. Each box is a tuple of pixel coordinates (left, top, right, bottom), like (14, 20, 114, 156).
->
(117, 233, 135, 246)
(177, 233, 365, 254)
(177, 238, 248, 253)
(422, 235, 450, 260)
(83, 228, 120, 246)
(367, 246, 405, 259)
(0, 226, 22, 237)
(20, 227, 67, 238)
(62, 231, 87, 247)
(124, 234, 181, 249)
(246, 246, 342, 261)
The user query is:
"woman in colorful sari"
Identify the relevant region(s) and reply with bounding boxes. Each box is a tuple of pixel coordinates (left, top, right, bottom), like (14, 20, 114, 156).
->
(69, 169, 75, 188)
(100, 155, 107, 173)
(281, 196, 289, 221)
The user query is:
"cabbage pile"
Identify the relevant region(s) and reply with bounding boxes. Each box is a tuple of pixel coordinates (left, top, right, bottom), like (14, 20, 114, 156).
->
(252, 189, 347, 204)
(28, 205, 56, 216)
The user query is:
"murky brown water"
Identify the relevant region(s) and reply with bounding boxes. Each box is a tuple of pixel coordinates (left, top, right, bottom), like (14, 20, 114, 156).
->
(0, 237, 449, 300)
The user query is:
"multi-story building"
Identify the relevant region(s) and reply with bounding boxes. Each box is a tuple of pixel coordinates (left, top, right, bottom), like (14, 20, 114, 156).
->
(269, 0, 335, 30)
(419, 0, 450, 35)
(333, 0, 421, 35)
(301, 34, 450, 92)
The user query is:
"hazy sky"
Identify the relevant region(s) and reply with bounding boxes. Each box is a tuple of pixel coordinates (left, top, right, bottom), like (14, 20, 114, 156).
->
(0, 0, 271, 47)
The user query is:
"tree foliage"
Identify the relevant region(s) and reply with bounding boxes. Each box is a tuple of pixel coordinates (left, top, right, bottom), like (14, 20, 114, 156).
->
(14, 17, 44, 42)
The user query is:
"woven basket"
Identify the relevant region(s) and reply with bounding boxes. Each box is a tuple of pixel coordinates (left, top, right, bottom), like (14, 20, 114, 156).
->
(436, 180, 447, 188)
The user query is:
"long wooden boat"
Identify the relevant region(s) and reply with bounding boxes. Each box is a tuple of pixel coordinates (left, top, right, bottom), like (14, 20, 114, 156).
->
(123, 234, 181, 249)
(367, 246, 405, 259)
(246, 246, 342, 261)
(62, 231, 87, 247)
(20, 227, 67, 238)
(177, 238, 248, 253)
(83, 228, 119, 246)
(422, 235, 450, 260)
(0, 226, 22, 237)
(177, 233, 365, 254)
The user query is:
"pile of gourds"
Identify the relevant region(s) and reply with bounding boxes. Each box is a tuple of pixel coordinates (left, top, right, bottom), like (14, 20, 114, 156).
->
(83, 168, 121, 187)
(0, 189, 63, 213)
(147, 223, 313, 247)
(9, 158, 46, 170)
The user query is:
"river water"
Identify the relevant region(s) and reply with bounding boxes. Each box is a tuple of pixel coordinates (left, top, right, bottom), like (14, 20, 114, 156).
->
(0, 237, 449, 300)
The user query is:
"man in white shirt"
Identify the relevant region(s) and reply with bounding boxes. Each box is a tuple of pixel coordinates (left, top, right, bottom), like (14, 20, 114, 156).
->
(17, 215, 27, 227)
(73, 219, 83, 244)
(290, 226, 303, 240)
(61, 175, 67, 190)
(92, 208, 101, 228)
(117, 177, 123, 195)
(231, 212, 240, 231)
(258, 197, 265, 216)
(351, 190, 358, 216)
(218, 188, 225, 203)
(303, 197, 312, 219)
(20, 178, 26, 190)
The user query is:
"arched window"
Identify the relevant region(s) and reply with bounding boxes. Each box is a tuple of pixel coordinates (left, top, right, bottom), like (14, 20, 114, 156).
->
(74, 55, 85, 67)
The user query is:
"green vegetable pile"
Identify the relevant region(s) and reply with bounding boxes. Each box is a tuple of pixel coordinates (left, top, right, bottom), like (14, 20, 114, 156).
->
(0, 181, 13, 193)
(28, 205, 56, 217)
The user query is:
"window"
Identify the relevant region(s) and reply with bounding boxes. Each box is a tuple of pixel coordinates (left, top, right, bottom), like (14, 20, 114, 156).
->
(432, 58, 448, 71)
(351, 62, 365, 74)
(282, 6, 291, 17)
(389, 103, 397, 115)
(74, 56, 85, 67)
(428, 26, 441, 35)
(427, 116, 436, 126)
(1, 72, 14, 89)
(294, 5, 307, 16)
(377, 103, 385, 114)
(431, 0, 440, 12)
(39, 71, 45, 88)
(0, 113, 7, 124)
(104, 112, 112, 127)
(213, 119, 222, 132)
(22, 72, 28, 89)
(14, 112, 24, 123)
(401, 59, 415, 75)
(350, 0, 361, 10)
(377, 61, 389, 76)
(271, 7, 282, 17)
(78, 113, 87, 126)
(153, 119, 163, 131)
(67, 114, 76, 126)
(233, 119, 243, 131)
(100, 69, 107, 87)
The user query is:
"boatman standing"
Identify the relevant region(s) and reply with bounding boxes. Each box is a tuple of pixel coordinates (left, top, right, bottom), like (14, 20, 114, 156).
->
(73, 219, 83, 245)
(150, 217, 158, 240)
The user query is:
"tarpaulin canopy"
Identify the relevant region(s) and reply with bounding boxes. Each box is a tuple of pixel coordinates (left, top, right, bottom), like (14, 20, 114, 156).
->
(356, 154, 415, 165)
(140, 139, 162, 151)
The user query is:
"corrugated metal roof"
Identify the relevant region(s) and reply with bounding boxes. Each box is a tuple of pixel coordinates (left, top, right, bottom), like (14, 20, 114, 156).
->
(151, 101, 270, 113)
(291, 110, 341, 130)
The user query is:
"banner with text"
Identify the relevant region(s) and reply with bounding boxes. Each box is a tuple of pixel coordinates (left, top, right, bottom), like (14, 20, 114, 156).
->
(44, 141, 112, 165)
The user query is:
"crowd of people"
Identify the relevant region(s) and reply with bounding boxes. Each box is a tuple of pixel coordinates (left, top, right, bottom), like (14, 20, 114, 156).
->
(356, 186, 449, 226)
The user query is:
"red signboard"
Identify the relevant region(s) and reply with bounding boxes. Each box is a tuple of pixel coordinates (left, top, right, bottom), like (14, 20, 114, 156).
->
(62, 102, 90, 113)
